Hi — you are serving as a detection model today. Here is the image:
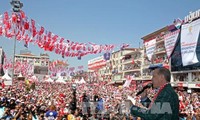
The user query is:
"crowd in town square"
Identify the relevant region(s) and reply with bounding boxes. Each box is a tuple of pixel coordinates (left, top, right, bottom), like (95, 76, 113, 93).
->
(0, 71, 199, 120)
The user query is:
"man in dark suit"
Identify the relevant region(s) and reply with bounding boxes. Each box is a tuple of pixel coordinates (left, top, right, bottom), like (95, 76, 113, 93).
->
(130, 67, 179, 120)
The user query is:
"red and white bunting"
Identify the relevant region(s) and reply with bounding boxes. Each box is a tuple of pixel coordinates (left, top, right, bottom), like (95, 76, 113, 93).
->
(0, 11, 131, 58)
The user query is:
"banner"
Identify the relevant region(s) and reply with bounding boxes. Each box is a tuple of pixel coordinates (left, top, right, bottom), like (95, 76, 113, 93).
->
(164, 29, 180, 58)
(144, 38, 156, 61)
(181, 19, 200, 66)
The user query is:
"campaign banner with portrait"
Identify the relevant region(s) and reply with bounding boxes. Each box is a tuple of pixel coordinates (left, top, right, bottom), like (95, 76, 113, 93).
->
(181, 18, 200, 66)
(171, 19, 200, 72)
(164, 29, 180, 58)
(144, 38, 156, 61)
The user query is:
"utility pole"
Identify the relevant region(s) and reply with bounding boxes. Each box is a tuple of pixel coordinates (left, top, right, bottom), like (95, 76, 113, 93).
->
(10, 0, 23, 82)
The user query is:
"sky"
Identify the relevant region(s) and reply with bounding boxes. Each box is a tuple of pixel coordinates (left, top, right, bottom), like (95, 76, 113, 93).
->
(0, 0, 199, 70)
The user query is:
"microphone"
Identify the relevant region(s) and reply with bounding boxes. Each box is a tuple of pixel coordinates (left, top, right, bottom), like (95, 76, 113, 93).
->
(136, 83, 152, 96)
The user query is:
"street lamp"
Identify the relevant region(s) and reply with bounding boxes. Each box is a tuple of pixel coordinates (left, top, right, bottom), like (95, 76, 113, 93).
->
(10, 0, 23, 12)
(10, 0, 23, 82)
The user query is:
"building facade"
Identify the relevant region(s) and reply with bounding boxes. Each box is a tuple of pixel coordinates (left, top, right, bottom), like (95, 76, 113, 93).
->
(122, 48, 142, 80)
(170, 10, 200, 91)
(88, 56, 106, 82)
(15, 51, 50, 79)
(141, 26, 170, 81)
(87, 9, 200, 90)
(110, 50, 123, 84)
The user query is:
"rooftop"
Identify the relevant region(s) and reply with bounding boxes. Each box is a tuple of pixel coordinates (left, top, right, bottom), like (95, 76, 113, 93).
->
(141, 26, 168, 41)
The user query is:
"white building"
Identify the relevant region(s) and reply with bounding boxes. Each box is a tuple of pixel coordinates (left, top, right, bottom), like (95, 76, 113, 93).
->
(14, 51, 50, 79)
(88, 55, 106, 82)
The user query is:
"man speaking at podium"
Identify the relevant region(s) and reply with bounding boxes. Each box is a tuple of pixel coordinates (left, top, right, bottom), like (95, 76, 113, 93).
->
(129, 67, 179, 120)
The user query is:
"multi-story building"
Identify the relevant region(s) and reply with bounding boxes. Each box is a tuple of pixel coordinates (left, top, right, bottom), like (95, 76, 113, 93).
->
(110, 50, 124, 84)
(15, 50, 50, 79)
(122, 48, 142, 80)
(87, 9, 200, 91)
(141, 18, 200, 91)
(170, 10, 200, 91)
(88, 55, 106, 82)
(87, 48, 143, 84)
(141, 26, 170, 81)
(0, 47, 5, 76)
(104, 60, 112, 82)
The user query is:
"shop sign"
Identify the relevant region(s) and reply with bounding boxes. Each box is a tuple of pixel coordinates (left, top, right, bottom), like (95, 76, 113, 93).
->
(184, 9, 200, 23)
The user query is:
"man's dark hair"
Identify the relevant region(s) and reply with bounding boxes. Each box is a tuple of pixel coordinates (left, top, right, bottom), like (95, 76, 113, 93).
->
(157, 67, 171, 82)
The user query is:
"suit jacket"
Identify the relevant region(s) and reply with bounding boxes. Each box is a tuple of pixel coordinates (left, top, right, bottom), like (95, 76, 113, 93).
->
(130, 84, 179, 120)
(141, 97, 151, 108)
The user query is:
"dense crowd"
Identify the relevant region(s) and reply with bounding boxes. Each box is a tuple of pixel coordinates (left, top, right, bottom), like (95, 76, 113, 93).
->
(0, 79, 199, 120)
(177, 90, 200, 120)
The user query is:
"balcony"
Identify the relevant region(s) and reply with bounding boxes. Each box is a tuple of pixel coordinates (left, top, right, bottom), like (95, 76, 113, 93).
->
(142, 75, 152, 80)
(153, 58, 168, 64)
(156, 38, 164, 44)
(133, 77, 143, 80)
(123, 58, 142, 65)
(154, 47, 166, 55)
(124, 69, 140, 73)
(123, 64, 141, 72)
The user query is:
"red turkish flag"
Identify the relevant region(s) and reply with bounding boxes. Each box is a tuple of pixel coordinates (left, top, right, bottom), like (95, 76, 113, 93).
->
(59, 38, 64, 43)
(65, 51, 70, 57)
(31, 19, 35, 27)
(0, 26, 2, 36)
(39, 26, 44, 35)
(20, 11, 26, 18)
(48, 31, 52, 39)
(43, 41, 50, 51)
(52, 35, 58, 41)
(3, 12, 9, 21)
(179, 101, 185, 110)
(12, 13, 17, 23)
(5, 21, 11, 30)
(32, 28, 37, 37)
(132, 59, 135, 64)
(71, 43, 78, 51)
(24, 22, 29, 30)
(1, 80, 5, 89)
(59, 42, 63, 50)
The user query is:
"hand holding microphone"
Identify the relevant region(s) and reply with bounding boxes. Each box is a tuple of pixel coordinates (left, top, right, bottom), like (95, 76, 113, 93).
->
(136, 83, 152, 96)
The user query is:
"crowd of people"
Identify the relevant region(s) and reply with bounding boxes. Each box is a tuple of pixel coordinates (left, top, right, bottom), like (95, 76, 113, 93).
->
(0, 77, 199, 120)
(177, 90, 200, 120)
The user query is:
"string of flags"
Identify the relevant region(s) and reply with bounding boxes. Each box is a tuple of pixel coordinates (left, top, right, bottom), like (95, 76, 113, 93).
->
(0, 54, 34, 77)
(0, 55, 85, 77)
(0, 11, 130, 59)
